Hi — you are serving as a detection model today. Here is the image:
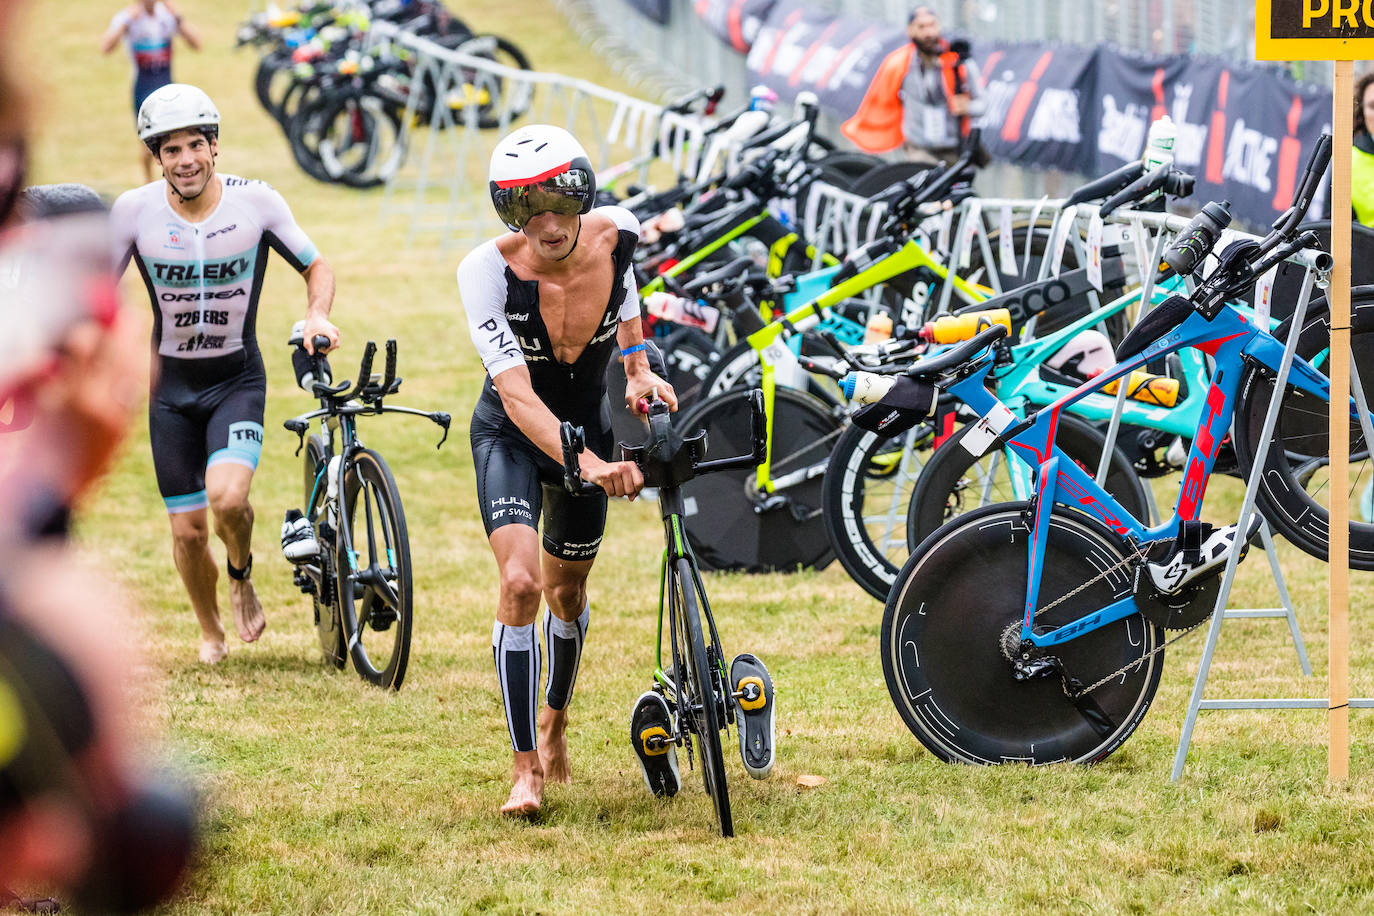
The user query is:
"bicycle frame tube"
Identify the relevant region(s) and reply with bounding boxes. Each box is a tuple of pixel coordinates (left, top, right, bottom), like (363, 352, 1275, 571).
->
(744, 239, 995, 490)
(946, 302, 1339, 650)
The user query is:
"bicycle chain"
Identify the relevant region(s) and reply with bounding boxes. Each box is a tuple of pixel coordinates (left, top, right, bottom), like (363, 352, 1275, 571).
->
(1007, 531, 1211, 701)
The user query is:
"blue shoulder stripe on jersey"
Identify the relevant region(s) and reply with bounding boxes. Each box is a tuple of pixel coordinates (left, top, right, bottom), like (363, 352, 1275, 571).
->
(295, 243, 318, 268)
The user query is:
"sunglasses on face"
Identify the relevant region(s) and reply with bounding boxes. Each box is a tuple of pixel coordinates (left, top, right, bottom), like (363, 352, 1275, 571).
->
(491, 168, 592, 231)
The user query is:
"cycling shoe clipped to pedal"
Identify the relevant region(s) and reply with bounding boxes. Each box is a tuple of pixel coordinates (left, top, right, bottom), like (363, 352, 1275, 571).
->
(280, 508, 320, 563)
(630, 691, 680, 797)
(1137, 514, 1262, 629)
(730, 653, 774, 779)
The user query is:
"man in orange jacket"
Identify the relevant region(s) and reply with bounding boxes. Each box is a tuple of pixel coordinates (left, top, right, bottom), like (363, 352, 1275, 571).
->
(842, 7, 984, 164)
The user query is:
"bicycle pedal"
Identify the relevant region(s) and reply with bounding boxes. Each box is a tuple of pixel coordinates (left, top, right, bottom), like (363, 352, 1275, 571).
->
(730, 654, 775, 779)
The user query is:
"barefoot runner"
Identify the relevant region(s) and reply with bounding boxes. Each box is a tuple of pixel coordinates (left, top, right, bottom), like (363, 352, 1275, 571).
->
(111, 83, 341, 664)
(459, 124, 675, 816)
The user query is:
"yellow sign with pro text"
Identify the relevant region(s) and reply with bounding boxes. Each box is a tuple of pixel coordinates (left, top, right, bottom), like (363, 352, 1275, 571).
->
(1256, 0, 1374, 59)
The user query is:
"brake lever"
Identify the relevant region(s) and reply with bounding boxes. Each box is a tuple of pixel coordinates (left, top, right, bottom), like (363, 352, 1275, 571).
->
(431, 412, 451, 449)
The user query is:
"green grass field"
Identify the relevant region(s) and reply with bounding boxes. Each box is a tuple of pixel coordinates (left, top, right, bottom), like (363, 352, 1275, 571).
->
(16, 1, 1374, 912)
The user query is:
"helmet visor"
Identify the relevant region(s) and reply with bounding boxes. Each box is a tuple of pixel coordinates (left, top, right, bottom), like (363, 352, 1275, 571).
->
(491, 167, 593, 231)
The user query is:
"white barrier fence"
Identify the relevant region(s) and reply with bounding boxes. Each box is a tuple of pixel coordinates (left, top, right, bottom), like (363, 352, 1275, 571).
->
(364, 20, 709, 248)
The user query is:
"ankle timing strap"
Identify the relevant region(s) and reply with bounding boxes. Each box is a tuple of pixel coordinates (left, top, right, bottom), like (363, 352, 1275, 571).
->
(227, 554, 253, 581)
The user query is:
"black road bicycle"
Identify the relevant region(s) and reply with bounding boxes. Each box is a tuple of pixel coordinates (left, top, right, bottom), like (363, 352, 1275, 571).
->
(560, 392, 772, 837)
(283, 332, 450, 690)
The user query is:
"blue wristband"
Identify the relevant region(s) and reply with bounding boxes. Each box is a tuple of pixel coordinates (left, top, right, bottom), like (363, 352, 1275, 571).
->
(620, 343, 647, 357)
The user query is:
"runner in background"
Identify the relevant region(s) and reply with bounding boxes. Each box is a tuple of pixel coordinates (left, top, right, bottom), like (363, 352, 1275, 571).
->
(100, 0, 201, 182)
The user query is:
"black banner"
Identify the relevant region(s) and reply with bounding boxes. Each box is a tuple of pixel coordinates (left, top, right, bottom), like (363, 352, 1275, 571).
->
(975, 42, 1099, 174)
(624, 0, 671, 25)
(694, 0, 777, 52)
(1086, 51, 1330, 223)
(710, 2, 1334, 225)
(746, 2, 904, 116)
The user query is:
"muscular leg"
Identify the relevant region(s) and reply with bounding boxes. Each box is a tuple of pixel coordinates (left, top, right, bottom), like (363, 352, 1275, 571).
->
(490, 524, 546, 816)
(206, 463, 265, 643)
(167, 509, 227, 664)
(538, 551, 593, 785)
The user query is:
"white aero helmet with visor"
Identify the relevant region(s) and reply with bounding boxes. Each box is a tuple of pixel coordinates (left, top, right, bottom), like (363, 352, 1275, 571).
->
(136, 83, 221, 154)
(488, 124, 596, 232)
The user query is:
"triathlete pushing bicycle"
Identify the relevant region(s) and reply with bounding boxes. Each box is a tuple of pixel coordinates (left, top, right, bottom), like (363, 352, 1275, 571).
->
(459, 124, 684, 816)
(111, 84, 341, 665)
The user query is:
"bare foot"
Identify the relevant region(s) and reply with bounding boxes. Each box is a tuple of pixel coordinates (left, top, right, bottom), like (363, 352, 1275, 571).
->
(199, 639, 228, 664)
(538, 706, 572, 784)
(229, 577, 267, 643)
(500, 751, 543, 818)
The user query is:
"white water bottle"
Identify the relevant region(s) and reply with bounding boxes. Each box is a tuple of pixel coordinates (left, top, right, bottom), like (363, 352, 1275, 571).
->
(643, 291, 720, 333)
(841, 371, 897, 405)
(1142, 114, 1177, 171)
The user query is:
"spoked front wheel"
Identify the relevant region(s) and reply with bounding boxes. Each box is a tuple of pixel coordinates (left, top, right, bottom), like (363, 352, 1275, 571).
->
(882, 504, 1165, 765)
(337, 449, 413, 690)
(671, 558, 732, 836)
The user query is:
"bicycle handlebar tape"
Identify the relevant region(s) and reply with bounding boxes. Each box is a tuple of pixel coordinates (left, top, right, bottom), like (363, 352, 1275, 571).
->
(851, 376, 938, 437)
(291, 346, 332, 391)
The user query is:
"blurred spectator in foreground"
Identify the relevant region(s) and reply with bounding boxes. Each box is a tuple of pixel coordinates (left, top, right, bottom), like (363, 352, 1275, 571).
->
(842, 6, 985, 164)
(0, 182, 199, 914)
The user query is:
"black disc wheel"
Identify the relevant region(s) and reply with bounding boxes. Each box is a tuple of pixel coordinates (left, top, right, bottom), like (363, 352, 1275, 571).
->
(882, 504, 1165, 764)
(672, 558, 732, 837)
(822, 420, 939, 601)
(304, 435, 345, 668)
(337, 449, 413, 690)
(907, 412, 1151, 549)
(1233, 289, 1374, 569)
(678, 387, 843, 572)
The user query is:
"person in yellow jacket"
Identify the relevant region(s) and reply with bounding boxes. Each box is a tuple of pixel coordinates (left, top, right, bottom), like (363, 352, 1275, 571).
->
(1354, 71, 1374, 226)
(841, 6, 984, 163)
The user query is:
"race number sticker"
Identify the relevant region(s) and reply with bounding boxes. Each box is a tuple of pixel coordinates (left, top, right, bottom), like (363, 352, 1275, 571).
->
(1024, 196, 1048, 273)
(1254, 266, 1277, 324)
(955, 200, 982, 270)
(937, 207, 954, 256)
(1049, 204, 1077, 278)
(762, 339, 790, 365)
(1086, 212, 1104, 292)
(999, 205, 1016, 277)
(960, 403, 1017, 458)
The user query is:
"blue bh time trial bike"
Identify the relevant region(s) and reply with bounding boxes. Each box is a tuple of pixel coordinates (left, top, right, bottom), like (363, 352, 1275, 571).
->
(873, 136, 1374, 764)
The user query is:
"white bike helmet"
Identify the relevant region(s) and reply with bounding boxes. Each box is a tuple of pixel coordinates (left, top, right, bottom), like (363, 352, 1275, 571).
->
(488, 124, 595, 232)
(136, 84, 220, 154)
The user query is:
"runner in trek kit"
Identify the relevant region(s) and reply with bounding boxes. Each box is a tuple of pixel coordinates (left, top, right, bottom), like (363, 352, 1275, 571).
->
(459, 124, 676, 817)
(111, 83, 341, 665)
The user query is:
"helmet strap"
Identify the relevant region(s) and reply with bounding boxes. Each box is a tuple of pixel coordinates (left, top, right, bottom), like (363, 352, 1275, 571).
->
(553, 217, 582, 262)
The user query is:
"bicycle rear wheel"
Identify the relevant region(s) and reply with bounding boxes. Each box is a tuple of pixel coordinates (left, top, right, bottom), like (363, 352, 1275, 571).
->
(672, 558, 732, 837)
(1233, 290, 1374, 569)
(337, 449, 413, 690)
(678, 386, 843, 572)
(907, 412, 1151, 548)
(822, 420, 939, 601)
(882, 504, 1164, 764)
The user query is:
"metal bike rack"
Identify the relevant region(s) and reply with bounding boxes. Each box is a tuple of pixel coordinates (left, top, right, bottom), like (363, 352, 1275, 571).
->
(1170, 259, 1374, 781)
(362, 20, 708, 248)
